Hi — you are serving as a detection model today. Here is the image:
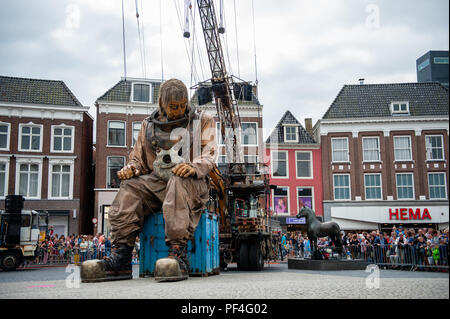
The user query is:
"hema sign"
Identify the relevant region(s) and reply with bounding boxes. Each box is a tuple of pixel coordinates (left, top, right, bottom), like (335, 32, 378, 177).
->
(331, 205, 449, 224)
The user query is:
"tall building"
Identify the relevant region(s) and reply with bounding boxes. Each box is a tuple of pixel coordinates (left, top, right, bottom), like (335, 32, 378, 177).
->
(416, 50, 449, 89)
(0, 76, 94, 236)
(316, 82, 449, 232)
(265, 111, 323, 232)
(192, 85, 264, 168)
(94, 77, 161, 237)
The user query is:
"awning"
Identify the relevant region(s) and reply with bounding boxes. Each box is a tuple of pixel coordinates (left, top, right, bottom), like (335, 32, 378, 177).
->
(331, 217, 378, 231)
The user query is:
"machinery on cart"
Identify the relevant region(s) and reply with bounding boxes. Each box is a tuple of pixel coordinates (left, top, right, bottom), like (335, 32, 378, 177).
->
(189, 0, 280, 270)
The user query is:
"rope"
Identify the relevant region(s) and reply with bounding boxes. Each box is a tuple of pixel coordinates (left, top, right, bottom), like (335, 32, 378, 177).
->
(135, 0, 146, 78)
(233, 0, 240, 77)
(121, 0, 127, 79)
(251, 0, 258, 86)
(140, 0, 148, 78)
(159, 0, 164, 80)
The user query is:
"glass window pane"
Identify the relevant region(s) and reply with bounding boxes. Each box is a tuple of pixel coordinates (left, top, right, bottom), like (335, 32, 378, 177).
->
(54, 137, 62, 150)
(31, 136, 40, 150)
(55, 128, 62, 135)
(297, 161, 310, 177)
(52, 173, 60, 197)
(21, 135, 30, 149)
(297, 152, 310, 161)
(61, 174, 70, 197)
(64, 129, 72, 136)
(20, 164, 28, 172)
(63, 137, 71, 151)
(241, 123, 257, 145)
(0, 125, 7, 133)
(0, 135, 6, 148)
(52, 165, 61, 172)
(30, 164, 38, 172)
(31, 127, 40, 135)
(22, 126, 30, 134)
(109, 121, 125, 129)
(62, 165, 71, 172)
(29, 173, 38, 197)
(19, 173, 28, 196)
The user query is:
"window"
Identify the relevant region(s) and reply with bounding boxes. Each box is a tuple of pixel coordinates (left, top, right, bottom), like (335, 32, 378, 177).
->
(296, 152, 312, 178)
(391, 102, 409, 115)
(396, 173, 414, 200)
(0, 161, 7, 198)
(50, 164, 72, 199)
(393, 136, 412, 161)
(425, 135, 444, 160)
(428, 173, 447, 199)
(331, 138, 349, 162)
(364, 174, 382, 200)
(19, 124, 42, 151)
(417, 59, 430, 71)
(107, 157, 125, 188)
(273, 186, 289, 215)
(434, 57, 449, 64)
(271, 151, 288, 178)
(108, 121, 126, 146)
(0, 123, 10, 150)
(52, 125, 74, 152)
(216, 122, 225, 145)
(132, 122, 142, 147)
(17, 163, 40, 199)
(284, 126, 298, 143)
(241, 123, 257, 145)
(333, 174, 350, 200)
(297, 188, 313, 210)
(362, 137, 380, 162)
(132, 83, 151, 103)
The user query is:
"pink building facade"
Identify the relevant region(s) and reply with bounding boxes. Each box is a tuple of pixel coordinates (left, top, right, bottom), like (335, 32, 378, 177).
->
(265, 111, 323, 227)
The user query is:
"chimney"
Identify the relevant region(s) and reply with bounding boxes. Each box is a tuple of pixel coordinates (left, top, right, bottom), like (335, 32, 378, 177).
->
(359, 78, 365, 85)
(305, 118, 313, 137)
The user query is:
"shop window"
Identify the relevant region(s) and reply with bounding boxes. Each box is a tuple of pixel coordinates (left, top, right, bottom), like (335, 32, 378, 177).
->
(428, 173, 447, 199)
(297, 188, 313, 211)
(273, 186, 289, 215)
(396, 173, 414, 199)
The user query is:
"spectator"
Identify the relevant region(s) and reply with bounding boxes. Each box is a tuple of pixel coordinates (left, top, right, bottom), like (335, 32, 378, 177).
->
(80, 237, 88, 262)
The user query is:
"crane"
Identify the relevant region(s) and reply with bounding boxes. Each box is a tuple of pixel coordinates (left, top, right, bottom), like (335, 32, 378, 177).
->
(191, 0, 279, 270)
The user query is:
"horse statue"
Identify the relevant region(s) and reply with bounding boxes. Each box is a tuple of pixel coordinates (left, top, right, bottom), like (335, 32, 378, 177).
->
(297, 207, 345, 259)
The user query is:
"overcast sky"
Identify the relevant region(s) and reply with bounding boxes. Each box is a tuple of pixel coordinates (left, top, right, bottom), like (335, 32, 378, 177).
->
(1, 0, 448, 139)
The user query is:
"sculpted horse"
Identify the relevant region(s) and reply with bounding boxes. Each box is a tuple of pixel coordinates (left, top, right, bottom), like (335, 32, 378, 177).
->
(297, 207, 344, 259)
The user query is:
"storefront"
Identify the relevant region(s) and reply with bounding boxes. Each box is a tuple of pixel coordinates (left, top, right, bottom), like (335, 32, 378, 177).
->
(328, 202, 449, 232)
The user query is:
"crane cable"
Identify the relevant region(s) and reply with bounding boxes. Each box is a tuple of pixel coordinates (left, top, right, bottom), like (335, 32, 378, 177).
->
(233, 0, 240, 78)
(134, 0, 146, 78)
(121, 0, 127, 79)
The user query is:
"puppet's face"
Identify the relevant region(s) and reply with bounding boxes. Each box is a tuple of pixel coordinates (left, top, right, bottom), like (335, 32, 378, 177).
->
(164, 98, 188, 120)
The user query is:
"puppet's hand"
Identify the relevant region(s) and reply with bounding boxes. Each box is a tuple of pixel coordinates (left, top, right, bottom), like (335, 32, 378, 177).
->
(117, 164, 141, 180)
(172, 163, 196, 178)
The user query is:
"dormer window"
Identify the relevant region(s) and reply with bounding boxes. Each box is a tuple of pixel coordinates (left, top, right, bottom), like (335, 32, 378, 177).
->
(284, 125, 298, 143)
(390, 102, 409, 115)
(131, 83, 152, 103)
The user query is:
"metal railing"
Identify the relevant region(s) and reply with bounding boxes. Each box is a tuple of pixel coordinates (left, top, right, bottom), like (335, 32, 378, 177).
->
(19, 247, 140, 268)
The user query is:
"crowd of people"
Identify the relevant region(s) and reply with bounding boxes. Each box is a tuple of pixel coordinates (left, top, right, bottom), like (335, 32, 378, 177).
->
(278, 226, 449, 270)
(32, 233, 141, 266)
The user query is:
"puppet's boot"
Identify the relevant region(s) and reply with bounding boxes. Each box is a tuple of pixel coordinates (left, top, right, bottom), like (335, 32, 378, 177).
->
(154, 244, 189, 282)
(80, 244, 133, 283)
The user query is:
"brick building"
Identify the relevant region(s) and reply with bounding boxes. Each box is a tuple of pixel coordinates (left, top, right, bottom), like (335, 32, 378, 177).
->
(265, 111, 323, 232)
(0, 76, 94, 236)
(94, 77, 162, 237)
(315, 82, 449, 232)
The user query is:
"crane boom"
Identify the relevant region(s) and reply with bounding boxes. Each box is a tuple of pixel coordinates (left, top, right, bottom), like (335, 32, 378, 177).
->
(196, 0, 242, 164)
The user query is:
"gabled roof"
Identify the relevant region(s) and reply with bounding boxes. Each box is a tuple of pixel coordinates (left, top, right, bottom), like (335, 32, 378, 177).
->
(0, 75, 83, 107)
(322, 82, 449, 120)
(266, 110, 316, 144)
(96, 78, 161, 104)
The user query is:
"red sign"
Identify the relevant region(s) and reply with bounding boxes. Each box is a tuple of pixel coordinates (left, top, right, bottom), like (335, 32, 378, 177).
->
(389, 208, 432, 221)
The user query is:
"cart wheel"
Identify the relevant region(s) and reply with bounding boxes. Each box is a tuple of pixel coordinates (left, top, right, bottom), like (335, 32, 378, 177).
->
(249, 241, 264, 271)
(237, 241, 250, 270)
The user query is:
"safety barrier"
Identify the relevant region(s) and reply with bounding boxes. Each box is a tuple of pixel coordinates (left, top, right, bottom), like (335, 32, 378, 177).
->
(314, 244, 448, 271)
(19, 247, 140, 268)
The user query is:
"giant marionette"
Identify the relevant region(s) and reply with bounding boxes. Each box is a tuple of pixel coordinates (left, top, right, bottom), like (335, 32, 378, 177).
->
(81, 79, 217, 282)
